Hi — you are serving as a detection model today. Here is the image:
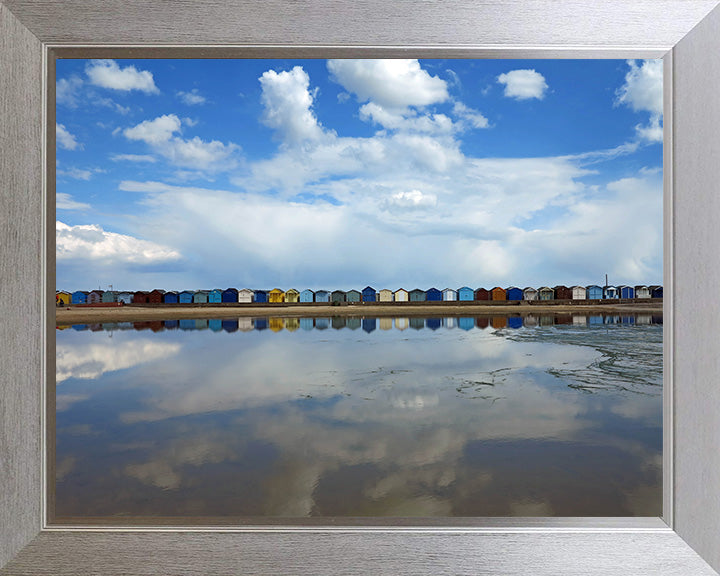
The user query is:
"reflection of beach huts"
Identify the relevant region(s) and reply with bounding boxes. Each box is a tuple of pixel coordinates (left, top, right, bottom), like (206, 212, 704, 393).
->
(378, 289, 393, 302)
(238, 288, 254, 303)
(507, 316, 523, 329)
(395, 317, 409, 331)
(604, 286, 619, 299)
(553, 285, 572, 300)
(571, 286, 587, 300)
(476, 317, 489, 329)
(254, 318, 268, 331)
(285, 289, 300, 303)
(221, 318, 238, 333)
(179, 318, 195, 331)
(269, 288, 284, 303)
(475, 288, 490, 301)
(346, 290, 361, 303)
(269, 317, 284, 332)
(195, 319, 209, 330)
(586, 285, 603, 300)
(88, 290, 103, 304)
(458, 287, 474, 301)
(573, 315, 587, 326)
(523, 315, 538, 328)
(426, 288, 442, 301)
(442, 288, 457, 301)
(133, 291, 149, 304)
(117, 291, 133, 304)
(394, 288, 409, 302)
(409, 289, 426, 302)
(165, 319, 179, 330)
(506, 287, 522, 301)
(379, 317, 393, 330)
(362, 318, 376, 332)
(332, 316, 346, 329)
(331, 290, 346, 303)
(300, 289, 314, 303)
(208, 289, 222, 303)
(193, 290, 209, 303)
(315, 317, 330, 330)
(222, 288, 238, 303)
(539, 315, 554, 326)
(426, 317, 441, 330)
(101, 291, 117, 303)
(208, 319, 222, 332)
(619, 285, 635, 299)
(458, 317, 474, 330)
(164, 291, 179, 303)
(491, 316, 506, 329)
(634, 285, 651, 299)
(285, 318, 300, 331)
(299, 317, 314, 330)
(409, 317, 425, 330)
(538, 287, 554, 301)
(523, 287, 538, 301)
(179, 290, 194, 304)
(362, 286, 377, 302)
(555, 315, 572, 325)
(254, 289, 268, 303)
(56, 291, 72, 306)
(651, 285, 663, 298)
(315, 290, 330, 303)
(346, 317, 361, 330)
(491, 287, 506, 301)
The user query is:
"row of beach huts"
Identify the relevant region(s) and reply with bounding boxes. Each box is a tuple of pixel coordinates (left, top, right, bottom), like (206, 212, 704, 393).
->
(57, 285, 663, 306)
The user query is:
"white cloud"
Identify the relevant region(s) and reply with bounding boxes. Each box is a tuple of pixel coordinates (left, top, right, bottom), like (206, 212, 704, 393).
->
(259, 66, 326, 144)
(56, 123, 80, 150)
(452, 102, 490, 129)
(85, 60, 159, 94)
(56, 76, 83, 107)
(497, 69, 548, 100)
(327, 59, 449, 110)
(616, 60, 663, 143)
(111, 153, 157, 163)
(383, 190, 437, 211)
(359, 102, 456, 134)
(177, 89, 206, 105)
(56, 193, 90, 211)
(123, 114, 239, 171)
(56, 221, 181, 264)
(57, 167, 93, 180)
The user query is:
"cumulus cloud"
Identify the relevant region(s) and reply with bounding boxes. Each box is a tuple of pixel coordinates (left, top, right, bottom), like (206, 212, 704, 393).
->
(383, 189, 437, 211)
(56, 123, 80, 150)
(56, 221, 181, 264)
(177, 89, 206, 105)
(56, 75, 83, 108)
(56, 193, 90, 211)
(259, 66, 326, 144)
(497, 69, 548, 100)
(110, 153, 157, 163)
(85, 60, 159, 94)
(57, 167, 92, 180)
(123, 114, 239, 171)
(616, 59, 663, 143)
(452, 102, 490, 129)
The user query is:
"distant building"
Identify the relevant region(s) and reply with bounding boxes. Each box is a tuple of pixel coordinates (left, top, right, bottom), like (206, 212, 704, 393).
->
(208, 289, 222, 303)
(164, 291, 179, 304)
(650, 285, 663, 298)
(88, 290, 104, 304)
(586, 285, 603, 300)
(331, 290, 346, 303)
(604, 285, 619, 299)
(179, 290, 194, 304)
(193, 290, 209, 304)
(457, 287, 474, 301)
(254, 289, 268, 303)
(56, 291, 72, 306)
(523, 287, 538, 301)
(315, 290, 330, 303)
(553, 285, 573, 300)
(117, 292, 134, 304)
(133, 291, 149, 304)
(346, 289, 361, 303)
(442, 288, 457, 301)
(269, 288, 284, 303)
(635, 285, 651, 299)
(101, 291, 117, 303)
(618, 285, 635, 299)
(72, 291, 89, 305)
(409, 289, 426, 302)
(538, 287, 554, 301)
(148, 289, 164, 304)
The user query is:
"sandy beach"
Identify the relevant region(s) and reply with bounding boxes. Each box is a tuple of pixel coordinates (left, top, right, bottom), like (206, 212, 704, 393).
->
(55, 301, 663, 324)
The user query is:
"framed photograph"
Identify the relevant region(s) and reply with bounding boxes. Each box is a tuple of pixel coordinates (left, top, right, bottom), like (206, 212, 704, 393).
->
(2, 1, 720, 574)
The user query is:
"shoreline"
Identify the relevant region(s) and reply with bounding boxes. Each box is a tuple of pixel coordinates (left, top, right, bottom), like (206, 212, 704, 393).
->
(56, 301, 663, 325)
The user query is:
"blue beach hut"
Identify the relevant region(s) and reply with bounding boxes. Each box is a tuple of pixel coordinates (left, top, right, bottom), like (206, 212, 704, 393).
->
(409, 289, 426, 302)
(619, 285, 635, 299)
(299, 289, 315, 303)
(604, 286, 619, 299)
(254, 289, 268, 303)
(71, 291, 87, 304)
(222, 288, 238, 302)
(346, 290, 361, 303)
(179, 290, 194, 304)
(426, 288, 442, 301)
(164, 291, 179, 304)
(586, 285, 603, 300)
(208, 289, 222, 303)
(506, 287, 523, 301)
(361, 286, 377, 302)
(315, 290, 330, 303)
(651, 286, 663, 298)
(458, 287, 474, 301)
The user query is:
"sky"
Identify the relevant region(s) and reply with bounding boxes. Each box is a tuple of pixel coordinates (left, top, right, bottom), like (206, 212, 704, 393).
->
(55, 58, 663, 292)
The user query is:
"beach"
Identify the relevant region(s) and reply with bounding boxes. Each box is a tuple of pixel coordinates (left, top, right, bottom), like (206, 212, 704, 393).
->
(56, 301, 663, 324)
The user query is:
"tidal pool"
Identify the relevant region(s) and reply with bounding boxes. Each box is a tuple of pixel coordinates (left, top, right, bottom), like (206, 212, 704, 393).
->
(54, 314, 662, 521)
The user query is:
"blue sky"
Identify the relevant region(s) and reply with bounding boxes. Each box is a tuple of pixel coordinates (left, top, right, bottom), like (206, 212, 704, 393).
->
(56, 58, 663, 292)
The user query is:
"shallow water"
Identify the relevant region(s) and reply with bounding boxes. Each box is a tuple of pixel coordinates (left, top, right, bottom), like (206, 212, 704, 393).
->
(55, 314, 662, 520)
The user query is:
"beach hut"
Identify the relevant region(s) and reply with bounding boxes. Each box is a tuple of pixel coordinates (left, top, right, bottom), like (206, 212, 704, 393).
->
(285, 289, 300, 303)
(117, 292, 133, 305)
(442, 288, 457, 301)
(222, 288, 238, 303)
(148, 290, 164, 304)
(133, 291, 149, 304)
(254, 289, 268, 303)
(378, 289, 393, 302)
(208, 319, 222, 332)
(635, 285, 651, 299)
(208, 289, 222, 303)
(179, 290, 194, 304)
(586, 285, 603, 300)
(193, 290, 208, 304)
(506, 287, 523, 301)
(394, 288, 409, 302)
(491, 287, 506, 301)
(346, 290, 361, 303)
(538, 287, 555, 301)
(179, 318, 196, 331)
(299, 289, 315, 303)
(88, 290, 104, 304)
(474, 288, 490, 301)
(164, 291, 179, 304)
(101, 291, 117, 303)
(458, 287, 474, 301)
(426, 288, 442, 301)
(523, 287, 538, 301)
(361, 286, 377, 302)
(409, 289, 426, 302)
(571, 286, 587, 300)
(553, 285, 573, 300)
(604, 285, 619, 299)
(651, 286, 663, 298)
(315, 290, 330, 303)
(269, 288, 284, 303)
(619, 285, 635, 299)
(56, 291, 72, 306)
(331, 290, 346, 303)
(71, 291, 87, 304)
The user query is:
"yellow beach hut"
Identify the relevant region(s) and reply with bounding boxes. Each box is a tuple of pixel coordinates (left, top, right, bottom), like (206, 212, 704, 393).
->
(269, 288, 285, 303)
(285, 288, 300, 303)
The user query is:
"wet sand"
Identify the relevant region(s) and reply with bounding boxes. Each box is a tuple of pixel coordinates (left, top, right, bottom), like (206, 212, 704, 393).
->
(56, 301, 663, 324)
